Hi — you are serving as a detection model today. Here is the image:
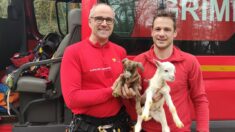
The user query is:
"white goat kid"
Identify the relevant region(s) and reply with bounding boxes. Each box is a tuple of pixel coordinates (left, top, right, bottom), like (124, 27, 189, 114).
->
(135, 61, 184, 132)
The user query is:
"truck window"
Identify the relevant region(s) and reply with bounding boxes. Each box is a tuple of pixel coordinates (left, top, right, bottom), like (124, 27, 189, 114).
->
(34, 0, 80, 35)
(0, 0, 8, 19)
(109, 0, 135, 37)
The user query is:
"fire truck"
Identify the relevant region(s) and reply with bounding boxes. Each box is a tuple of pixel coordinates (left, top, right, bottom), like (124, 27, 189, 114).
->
(0, 0, 234, 132)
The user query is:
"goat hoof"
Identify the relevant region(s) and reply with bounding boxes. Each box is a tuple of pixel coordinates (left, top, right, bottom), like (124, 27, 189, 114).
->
(176, 121, 184, 128)
(134, 125, 141, 132)
(162, 127, 170, 132)
(145, 116, 152, 121)
(142, 115, 150, 121)
(112, 92, 120, 97)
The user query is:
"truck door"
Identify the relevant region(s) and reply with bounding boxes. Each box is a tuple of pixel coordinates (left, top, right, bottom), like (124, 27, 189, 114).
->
(0, 0, 26, 70)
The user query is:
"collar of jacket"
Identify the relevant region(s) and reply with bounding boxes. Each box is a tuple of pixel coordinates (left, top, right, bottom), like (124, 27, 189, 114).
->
(144, 45, 185, 65)
(87, 38, 110, 49)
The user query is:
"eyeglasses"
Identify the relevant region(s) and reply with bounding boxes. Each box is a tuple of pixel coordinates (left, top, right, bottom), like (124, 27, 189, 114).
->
(90, 16, 114, 25)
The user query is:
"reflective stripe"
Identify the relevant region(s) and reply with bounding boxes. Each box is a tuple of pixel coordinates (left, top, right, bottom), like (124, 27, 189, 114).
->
(201, 65, 235, 72)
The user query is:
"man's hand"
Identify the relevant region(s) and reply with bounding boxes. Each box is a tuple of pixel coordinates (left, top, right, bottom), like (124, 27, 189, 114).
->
(153, 93, 163, 102)
(141, 92, 163, 104)
(121, 84, 136, 99)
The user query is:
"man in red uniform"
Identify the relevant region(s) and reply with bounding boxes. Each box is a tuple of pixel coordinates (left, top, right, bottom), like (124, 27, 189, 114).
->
(61, 3, 131, 132)
(133, 10, 209, 132)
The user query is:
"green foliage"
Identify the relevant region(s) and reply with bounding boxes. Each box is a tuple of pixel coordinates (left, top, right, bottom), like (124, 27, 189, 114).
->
(34, 0, 58, 34)
(0, 0, 8, 18)
(34, 0, 80, 35)
(0, 0, 79, 35)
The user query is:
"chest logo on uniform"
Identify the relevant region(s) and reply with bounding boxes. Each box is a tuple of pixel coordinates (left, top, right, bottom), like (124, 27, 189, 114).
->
(90, 67, 111, 72)
(112, 58, 122, 63)
(112, 58, 116, 62)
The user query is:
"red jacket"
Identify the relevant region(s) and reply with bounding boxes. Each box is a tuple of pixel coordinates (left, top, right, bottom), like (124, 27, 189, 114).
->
(129, 46, 209, 132)
(61, 39, 126, 118)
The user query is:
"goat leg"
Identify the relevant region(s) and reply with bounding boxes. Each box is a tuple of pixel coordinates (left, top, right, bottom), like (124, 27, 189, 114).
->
(163, 88, 184, 128)
(142, 88, 153, 121)
(112, 77, 123, 97)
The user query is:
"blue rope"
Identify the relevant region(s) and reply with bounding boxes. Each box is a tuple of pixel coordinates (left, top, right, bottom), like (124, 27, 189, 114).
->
(0, 106, 7, 113)
(0, 83, 9, 93)
(0, 83, 9, 113)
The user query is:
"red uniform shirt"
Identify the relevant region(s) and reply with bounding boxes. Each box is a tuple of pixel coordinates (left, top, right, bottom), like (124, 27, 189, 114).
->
(61, 39, 126, 118)
(129, 46, 209, 132)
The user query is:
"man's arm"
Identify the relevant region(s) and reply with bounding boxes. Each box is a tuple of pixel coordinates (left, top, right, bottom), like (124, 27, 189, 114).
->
(188, 57, 209, 132)
(61, 48, 113, 109)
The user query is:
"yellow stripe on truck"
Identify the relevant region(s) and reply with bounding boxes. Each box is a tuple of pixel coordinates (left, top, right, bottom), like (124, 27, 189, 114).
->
(201, 65, 235, 72)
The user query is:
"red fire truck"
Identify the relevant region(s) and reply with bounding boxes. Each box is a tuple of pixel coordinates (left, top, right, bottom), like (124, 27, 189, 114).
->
(0, 0, 234, 132)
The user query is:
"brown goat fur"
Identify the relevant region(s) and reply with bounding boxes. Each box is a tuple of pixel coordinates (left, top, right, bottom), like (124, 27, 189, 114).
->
(112, 58, 144, 114)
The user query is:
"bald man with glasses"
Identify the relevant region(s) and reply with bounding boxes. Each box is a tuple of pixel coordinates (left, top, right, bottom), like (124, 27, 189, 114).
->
(61, 3, 133, 132)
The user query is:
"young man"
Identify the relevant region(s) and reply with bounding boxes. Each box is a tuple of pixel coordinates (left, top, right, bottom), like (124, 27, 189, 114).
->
(133, 10, 209, 132)
(61, 3, 131, 132)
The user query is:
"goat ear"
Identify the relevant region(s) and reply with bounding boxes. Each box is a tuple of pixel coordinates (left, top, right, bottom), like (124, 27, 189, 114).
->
(137, 62, 144, 71)
(156, 61, 161, 67)
(153, 59, 161, 67)
(122, 58, 128, 64)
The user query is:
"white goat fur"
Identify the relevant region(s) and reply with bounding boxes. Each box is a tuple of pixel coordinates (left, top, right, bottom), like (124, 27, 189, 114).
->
(135, 61, 184, 132)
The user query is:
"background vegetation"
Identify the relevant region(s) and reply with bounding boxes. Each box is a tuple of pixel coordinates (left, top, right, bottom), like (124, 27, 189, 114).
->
(0, 0, 79, 35)
(0, 0, 8, 18)
(34, 0, 80, 35)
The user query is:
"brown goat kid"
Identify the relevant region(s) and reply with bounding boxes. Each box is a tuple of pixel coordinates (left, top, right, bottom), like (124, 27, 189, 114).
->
(112, 58, 144, 115)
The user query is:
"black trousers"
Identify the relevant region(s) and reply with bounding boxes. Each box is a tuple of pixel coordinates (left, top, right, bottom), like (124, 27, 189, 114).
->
(70, 107, 131, 132)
